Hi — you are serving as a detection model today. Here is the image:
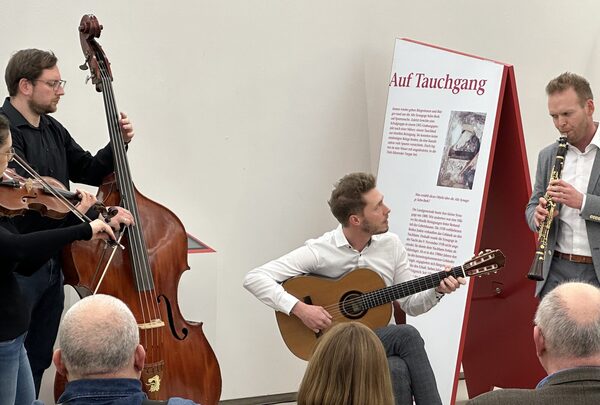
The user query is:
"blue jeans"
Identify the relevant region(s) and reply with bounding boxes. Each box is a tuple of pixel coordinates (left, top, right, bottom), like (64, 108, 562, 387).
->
(376, 324, 442, 405)
(15, 258, 64, 396)
(0, 332, 35, 405)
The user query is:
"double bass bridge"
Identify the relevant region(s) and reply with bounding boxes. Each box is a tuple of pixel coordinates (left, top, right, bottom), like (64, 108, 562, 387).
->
(138, 318, 165, 330)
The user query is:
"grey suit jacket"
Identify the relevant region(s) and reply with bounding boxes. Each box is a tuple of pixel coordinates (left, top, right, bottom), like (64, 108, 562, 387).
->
(467, 366, 600, 405)
(525, 140, 600, 296)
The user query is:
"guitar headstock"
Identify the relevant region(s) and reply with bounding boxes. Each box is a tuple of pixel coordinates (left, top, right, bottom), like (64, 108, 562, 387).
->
(463, 249, 505, 277)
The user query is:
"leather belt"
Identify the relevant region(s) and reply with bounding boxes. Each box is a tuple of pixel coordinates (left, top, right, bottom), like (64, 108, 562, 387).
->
(554, 251, 593, 264)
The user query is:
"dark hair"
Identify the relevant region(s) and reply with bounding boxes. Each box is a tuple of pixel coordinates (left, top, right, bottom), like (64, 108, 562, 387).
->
(5, 49, 58, 96)
(0, 114, 10, 146)
(546, 72, 593, 106)
(328, 173, 376, 226)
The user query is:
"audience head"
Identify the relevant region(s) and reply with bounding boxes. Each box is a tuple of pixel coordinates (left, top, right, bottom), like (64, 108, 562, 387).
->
(297, 322, 394, 405)
(534, 282, 600, 373)
(5, 49, 57, 97)
(328, 172, 377, 227)
(54, 294, 144, 381)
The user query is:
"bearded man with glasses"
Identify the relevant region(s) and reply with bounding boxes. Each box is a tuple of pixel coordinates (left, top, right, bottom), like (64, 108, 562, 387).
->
(0, 48, 135, 397)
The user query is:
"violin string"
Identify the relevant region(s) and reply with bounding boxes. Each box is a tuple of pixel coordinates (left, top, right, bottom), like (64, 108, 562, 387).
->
(11, 155, 91, 223)
(100, 63, 163, 354)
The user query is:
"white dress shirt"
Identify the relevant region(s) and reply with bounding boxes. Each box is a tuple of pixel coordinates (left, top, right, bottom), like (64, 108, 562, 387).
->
(556, 126, 600, 256)
(243, 225, 438, 319)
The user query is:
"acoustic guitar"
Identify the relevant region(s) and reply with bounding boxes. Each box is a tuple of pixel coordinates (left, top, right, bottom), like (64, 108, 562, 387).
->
(275, 249, 505, 360)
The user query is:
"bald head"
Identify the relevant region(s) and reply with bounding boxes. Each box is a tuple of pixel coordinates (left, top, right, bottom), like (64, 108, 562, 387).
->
(535, 282, 600, 359)
(56, 294, 141, 380)
(557, 282, 600, 323)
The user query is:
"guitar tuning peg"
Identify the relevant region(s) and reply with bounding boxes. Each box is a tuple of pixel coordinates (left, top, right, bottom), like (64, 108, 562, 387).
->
(85, 75, 92, 84)
(79, 62, 89, 71)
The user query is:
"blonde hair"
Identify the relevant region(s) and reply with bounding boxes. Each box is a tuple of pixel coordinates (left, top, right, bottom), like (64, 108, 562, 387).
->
(297, 322, 394, 405)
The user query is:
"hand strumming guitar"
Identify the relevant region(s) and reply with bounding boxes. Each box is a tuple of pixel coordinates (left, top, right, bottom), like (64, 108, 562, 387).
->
(291, 301, 332, 333)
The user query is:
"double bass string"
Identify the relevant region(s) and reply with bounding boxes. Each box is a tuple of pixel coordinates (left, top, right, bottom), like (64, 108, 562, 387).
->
(98, 61, 165, 356)
(101, 65, 161, 351)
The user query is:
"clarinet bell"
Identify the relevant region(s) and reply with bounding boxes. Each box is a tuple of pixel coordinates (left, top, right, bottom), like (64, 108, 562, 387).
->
(527, 253, 545, 281)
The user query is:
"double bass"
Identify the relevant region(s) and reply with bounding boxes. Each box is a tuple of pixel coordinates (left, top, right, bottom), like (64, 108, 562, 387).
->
(57, 14, 221, 404)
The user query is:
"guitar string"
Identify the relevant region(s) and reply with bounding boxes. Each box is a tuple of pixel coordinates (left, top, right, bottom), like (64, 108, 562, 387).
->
(319, 268, 460, 318)
(311, 254, 498, 318)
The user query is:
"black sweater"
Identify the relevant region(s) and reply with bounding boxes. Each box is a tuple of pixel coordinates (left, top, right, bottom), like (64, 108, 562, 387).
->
(0, 217, 92, 341)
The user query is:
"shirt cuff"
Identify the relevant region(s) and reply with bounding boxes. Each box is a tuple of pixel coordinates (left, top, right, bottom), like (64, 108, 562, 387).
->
(281, 294, 300, 315)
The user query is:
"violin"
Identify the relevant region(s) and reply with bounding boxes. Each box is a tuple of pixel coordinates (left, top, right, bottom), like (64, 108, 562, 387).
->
(0, 168, 107, 219)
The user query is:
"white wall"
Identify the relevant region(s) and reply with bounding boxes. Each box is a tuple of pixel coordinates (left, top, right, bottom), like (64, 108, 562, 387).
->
(2, 0, 599, 402)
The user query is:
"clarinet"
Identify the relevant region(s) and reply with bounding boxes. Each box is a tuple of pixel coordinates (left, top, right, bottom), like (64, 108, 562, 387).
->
(528, 136, 568, 281)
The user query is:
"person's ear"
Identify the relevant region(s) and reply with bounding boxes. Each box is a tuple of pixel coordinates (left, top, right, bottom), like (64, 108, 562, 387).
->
(348, 214, 361, 226)
(134, 344, 146, 372)
(53, 349, 68, 378)
(533, 325, 546, 357)
(586, 98, 595, 116)
(18, 78, 33, 97)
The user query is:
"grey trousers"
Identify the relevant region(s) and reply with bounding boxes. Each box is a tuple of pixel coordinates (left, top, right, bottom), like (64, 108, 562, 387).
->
(375, 324, 442, 405)
(540, 256, 600, 298)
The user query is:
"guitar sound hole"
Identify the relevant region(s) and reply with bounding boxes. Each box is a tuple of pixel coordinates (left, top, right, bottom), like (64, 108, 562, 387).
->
(340, 291, 365, 319)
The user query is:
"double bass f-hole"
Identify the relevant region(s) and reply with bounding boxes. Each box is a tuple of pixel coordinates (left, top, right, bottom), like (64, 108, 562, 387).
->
(157, 294, 188, 341)
(55, 14, 222, 405)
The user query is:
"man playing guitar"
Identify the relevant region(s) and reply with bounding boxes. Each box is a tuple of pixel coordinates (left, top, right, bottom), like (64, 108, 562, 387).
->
(244, 172, 465, 405)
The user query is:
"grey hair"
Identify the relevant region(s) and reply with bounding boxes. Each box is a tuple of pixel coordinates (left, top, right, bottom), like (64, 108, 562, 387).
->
(534, 282, 600, 358)
(58, 294, 139, 377)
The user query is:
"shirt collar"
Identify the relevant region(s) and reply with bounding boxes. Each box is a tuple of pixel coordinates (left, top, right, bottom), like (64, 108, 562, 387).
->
(1, 97, 49, 129)
(536, 366, 600, 388)
(589, 122, 600, 151)
(58, 378, 143, 403)
(334, 224, 350, 247)
(333, 224, 375, 249)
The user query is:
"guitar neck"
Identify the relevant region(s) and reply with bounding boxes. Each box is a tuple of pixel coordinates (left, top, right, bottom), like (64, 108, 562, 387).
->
(362, 266, 465, 309)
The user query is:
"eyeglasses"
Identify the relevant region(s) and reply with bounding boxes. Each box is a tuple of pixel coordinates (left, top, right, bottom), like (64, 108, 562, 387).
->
(1, 147, 15, 162)
(32, 79, 67, 91)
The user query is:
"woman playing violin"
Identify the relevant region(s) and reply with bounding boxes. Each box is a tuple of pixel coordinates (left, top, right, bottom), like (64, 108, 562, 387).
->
(0, 114, 134, 405)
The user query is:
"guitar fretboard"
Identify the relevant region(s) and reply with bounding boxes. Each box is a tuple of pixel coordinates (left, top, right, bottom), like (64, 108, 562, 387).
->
(360, 266, 465, 310)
